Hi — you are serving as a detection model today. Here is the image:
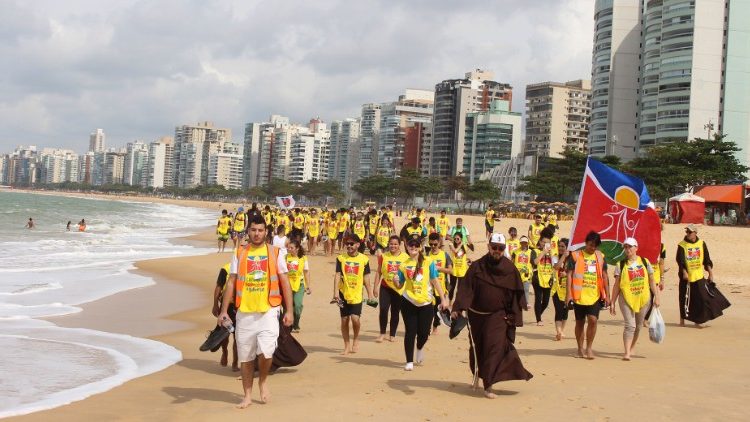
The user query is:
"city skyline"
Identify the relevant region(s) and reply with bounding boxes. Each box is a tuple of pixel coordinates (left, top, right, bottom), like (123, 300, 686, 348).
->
(0, 0, 593, 152)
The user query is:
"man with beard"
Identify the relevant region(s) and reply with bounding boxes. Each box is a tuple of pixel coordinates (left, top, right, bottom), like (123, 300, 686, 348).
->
(451, 233, 532, 398)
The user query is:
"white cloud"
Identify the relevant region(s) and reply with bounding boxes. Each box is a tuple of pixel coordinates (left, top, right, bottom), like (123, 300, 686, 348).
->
(0, 0, 593, 152)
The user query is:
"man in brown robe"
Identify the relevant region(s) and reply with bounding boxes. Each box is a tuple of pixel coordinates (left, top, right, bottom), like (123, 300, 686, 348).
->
(452, 233, 532, 398)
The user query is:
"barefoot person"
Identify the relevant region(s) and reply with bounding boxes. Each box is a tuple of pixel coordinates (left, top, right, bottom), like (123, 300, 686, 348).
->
(610, 237, 660, 360)
(451, 233, 533, 398)
(374, 235, 408, 342)
(217, 215, 294, 408)
(551, 238, 571, 341)
(566, 231, 610, 360)
(332, 234, 374, 354)
(394, 237, 449, 371)
(212, 262, 238, 371)
(286, 239, 311, 333)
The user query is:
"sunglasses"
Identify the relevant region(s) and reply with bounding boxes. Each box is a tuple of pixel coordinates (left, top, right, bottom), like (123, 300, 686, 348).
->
(345, 242, 357, 246)
(429, 243, 439, 247)
(490, 245, 506, 251)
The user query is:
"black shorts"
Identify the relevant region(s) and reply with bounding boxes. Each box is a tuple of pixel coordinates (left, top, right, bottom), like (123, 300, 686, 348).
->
(339, 293, 363, 317)
(573, 302, 601, 321)
(337, 232, 345, 241)
(485, 221, 493, 232)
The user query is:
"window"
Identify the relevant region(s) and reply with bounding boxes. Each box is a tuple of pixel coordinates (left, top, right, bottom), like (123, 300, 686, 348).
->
(661, 55, 691, 66)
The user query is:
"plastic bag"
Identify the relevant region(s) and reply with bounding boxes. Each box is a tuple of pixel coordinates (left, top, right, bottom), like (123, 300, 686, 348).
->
(649, 307, 665, 344)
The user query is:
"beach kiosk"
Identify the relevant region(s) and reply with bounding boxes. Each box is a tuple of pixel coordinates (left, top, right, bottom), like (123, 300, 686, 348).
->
(668, 193, 705, 224)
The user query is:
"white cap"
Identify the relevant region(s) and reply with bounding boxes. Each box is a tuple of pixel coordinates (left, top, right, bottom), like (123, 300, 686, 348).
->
(623, 237, 638, 247)
(490, 233, 506, 245)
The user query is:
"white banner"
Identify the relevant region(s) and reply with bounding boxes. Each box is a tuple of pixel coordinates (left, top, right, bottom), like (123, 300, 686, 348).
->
(276, 195, 296, 210)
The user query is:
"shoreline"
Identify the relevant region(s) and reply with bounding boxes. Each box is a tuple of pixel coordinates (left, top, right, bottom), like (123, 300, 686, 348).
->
(8, 193, 750, 421)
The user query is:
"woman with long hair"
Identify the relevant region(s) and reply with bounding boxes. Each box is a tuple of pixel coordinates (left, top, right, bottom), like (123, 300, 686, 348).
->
(286, 239, 311, 332)
(394, 237, 449, 371)
(373, 235, 408, 342)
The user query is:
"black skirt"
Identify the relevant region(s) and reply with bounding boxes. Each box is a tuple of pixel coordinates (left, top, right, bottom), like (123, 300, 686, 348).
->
(679, 279, 731, 324)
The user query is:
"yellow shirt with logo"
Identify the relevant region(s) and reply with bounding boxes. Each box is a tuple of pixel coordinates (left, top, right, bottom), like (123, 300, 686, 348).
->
(376, 226, 392, 247)
(286, 255, 307, 292)
(437, 216, 450, 236)
(428, 250, 451, 296)
(353, 220, 366, 239)
(217, 216, 231, 235)
(237, 245, 271, 313)
(575, 251, 603, 306)
(506, 238, 521, 257)
(513, 249, 534, 283)
(380, 251, 408, 294)
(451, 246, 469, 277)
(306, 216, 320, 237)
(618, 257, 652, 313)
(337, 253, 370, 304)
(400, 257, 436, 306)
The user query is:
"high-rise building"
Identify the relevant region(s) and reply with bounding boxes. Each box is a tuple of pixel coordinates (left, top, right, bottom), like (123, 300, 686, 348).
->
(89, 129, 105, 153)
(207, 140, 243, 190)
(328, 118, 360, 191)
(723, 1, 750, 168)
(172, 122, 231, 188)
(39, 148, 79, 184)
(3, 146, 39, 186)
(123, 141, 149, 186)
(525, 80, 592, 158)
(78, 152, 95, 184)
(144, 137, 173, 188)
(358, 104, 382, 179)
(102, 151, 126, 185)
(463, 100, 523, 183)
(589, 0, 641, 158)
(429, 69, 513, 177)
(376, 89, 434, 178)
(287, 119, 330, 184)
(243, 115, 290, 188)
(592, 0, 750, 165)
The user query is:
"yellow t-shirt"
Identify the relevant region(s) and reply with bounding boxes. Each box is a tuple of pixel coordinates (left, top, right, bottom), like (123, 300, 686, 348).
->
(485, 210, 495, 225)
(238, 244, 272, 313)
(619, 257, 651, 313)
(326, 220, 339, 238)
(307, 216, 320, 237)
(293, 213, 305, 230)
(338, 213, 350, 233)
(286, 255, 307, 292)
(337, 253, 370, 304)
(368, 215, 380, 235)
(437, 216, 450, 236)
(233, 213, 246, 232)
(506, 238, 521, 256)
(513, 249, 533, 283)
(428, 250, 450, 295)
(353, 220, 366, 239)
(380, 251, 408, 294)
(376, 226, 392, 247)
(217, 216, 231, 235)
(529, 223, 545, 248)
(451, 246, 469, 277)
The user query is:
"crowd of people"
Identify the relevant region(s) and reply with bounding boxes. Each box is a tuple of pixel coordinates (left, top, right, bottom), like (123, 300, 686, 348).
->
(208, 202, 727, 406)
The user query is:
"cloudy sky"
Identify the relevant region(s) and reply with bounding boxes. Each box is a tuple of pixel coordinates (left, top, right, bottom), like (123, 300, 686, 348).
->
(1, 0, 593, 153)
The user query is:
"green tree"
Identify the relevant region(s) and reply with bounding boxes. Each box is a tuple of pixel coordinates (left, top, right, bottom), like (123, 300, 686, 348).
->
(519, 149, 621, 201)
(463, 179, 500, 210)
(262, 178, 297, 198)
(394, 169, 424, 205)
(624, 134, 749, 199)
(351, 174, 392, 203)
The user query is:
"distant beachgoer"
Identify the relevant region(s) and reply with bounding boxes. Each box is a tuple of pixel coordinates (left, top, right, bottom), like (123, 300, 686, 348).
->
(551, 238, 571, 341)
(448, 218, 473, 251)
(528, 214, 545, 251)
(232, 207, 247, 249)
(66, 221, 72, 231)
(78, 219, 86, 232)
(532, 229, 557, 326)
(213, 262, 238, 371)
(26, 218, 34, 229)
(217, 209, 232, 253)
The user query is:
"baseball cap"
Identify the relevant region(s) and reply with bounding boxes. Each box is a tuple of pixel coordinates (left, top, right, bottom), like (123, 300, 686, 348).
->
(238, 207, 244, 212)
(489, 233, 506, 244)
(519, 236, 529, 243)
(623, 237, 638, 247)
(411, 217, 421, 224)
(685, 224, 698, 233)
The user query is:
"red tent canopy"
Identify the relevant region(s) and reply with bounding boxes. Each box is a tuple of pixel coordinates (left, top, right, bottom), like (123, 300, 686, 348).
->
(695, 185, 743, 204)
(669, 193, 705, 224)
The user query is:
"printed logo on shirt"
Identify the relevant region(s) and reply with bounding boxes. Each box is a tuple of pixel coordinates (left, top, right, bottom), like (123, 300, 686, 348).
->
(687, 247, 701, 260)
(627, 265, 645, 280)
(247, 256, 268, 273)
(344, 262, 361, 275)
(517, 254, 529, 264)
(287, 260, 299, 273)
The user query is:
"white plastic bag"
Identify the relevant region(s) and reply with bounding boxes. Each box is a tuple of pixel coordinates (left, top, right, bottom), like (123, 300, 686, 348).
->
(649, 307, 665, 344)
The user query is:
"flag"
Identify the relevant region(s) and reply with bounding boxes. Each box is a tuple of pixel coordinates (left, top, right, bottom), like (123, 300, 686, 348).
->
(570, 158, 661, 264)
(276, 195, 296, 210)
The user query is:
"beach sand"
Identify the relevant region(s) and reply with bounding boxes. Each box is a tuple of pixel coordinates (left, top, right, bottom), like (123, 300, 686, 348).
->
(11, 206, 750, 421)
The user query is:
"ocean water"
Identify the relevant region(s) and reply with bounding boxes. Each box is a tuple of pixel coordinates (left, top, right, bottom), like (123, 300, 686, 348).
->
(0, 191, 216, 418)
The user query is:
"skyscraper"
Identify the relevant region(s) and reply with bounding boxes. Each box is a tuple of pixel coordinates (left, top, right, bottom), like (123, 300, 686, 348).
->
(525, 80, 591, 158)
(463, 100, 522, 183)
(592, 0, 750, 165)
(376, 89, 434, 178)
(144, 137, 173, 189)
(358, 104, 382, 179)
(588, 0, 640, 159)
(123, 141, 149, 186)
(172, 122, 231, 188)
(328, 118, 360, 191)
(429, 69, 513, 177)
(89, 129, 105, 153)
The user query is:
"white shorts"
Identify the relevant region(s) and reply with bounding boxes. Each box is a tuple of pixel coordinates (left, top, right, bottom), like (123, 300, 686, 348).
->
(236, 307, 280, 362)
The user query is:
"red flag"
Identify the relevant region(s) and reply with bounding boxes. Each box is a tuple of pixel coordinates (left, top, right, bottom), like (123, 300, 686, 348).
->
(570, 158, 662, 264)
